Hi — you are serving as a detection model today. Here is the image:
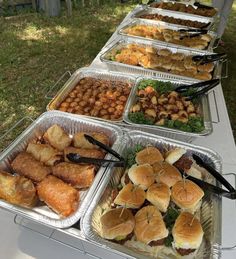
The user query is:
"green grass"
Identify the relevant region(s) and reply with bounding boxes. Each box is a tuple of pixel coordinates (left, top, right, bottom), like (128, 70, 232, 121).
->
(0, 0, 235, 150)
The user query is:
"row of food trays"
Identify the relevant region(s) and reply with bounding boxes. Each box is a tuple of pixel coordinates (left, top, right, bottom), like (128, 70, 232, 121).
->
(0, 1, 224, 259)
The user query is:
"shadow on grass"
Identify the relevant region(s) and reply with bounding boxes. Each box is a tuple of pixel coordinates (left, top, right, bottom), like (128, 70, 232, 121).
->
(0, 2, 135, 142)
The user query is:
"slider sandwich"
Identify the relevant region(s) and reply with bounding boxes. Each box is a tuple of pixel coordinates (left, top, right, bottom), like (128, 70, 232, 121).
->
(153, 161, 182, 187)
(134, 206, 168, 246)
(172, 212, 204, 257)
(128, 164, 155, 190)
(114, 182, 146, 209)
(135, 146, 164, 165)
(100, 208, 135, 242)
(146, 182, 170, 213)
(171, 179, 204, 213)
(165, 148, 186, 165)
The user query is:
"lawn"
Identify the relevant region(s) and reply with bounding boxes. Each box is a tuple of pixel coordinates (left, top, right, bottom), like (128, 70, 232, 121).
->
(0, 0, 235, 149)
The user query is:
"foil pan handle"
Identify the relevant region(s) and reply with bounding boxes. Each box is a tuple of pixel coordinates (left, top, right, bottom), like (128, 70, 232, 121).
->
(0, 117, 34, 154)
(45, 71, 72, 99)
(210, 90, 220, 124)
(221, 59, 228, 79)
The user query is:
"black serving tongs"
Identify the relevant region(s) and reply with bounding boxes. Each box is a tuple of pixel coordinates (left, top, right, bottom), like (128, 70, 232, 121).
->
(181, 154, 236, 199)
(192, 53, 227, 65)
(193, 2, 214, 10)
(175, 79, 219, 100)
(178, 28, 208, 40)
(67, 134, 126, 167)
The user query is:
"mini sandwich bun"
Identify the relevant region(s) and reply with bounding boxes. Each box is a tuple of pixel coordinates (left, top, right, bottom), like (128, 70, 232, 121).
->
(171, 179, 204, 212)
(134, 206, 168, 245)
(172, 212, 204, 253)
(128, 164, 155, 190)
(114, 182, 146, 209)
(165, 148, 186, 165)
(135, 146, 164, 165)
(100, 208, 135, 240)
(153, 161, 182, 187)
(146, 183, 170, 212)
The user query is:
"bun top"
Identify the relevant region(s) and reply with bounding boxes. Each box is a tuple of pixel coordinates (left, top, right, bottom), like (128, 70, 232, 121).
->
(165, 148, 186, 165)
(153, 161, 182, 187)
(135, 146, 164, 165)
(171, 179, 204, 211)
(173, 212, 204, 249)
(128, 164, 155, 190)
(134, 205, 168, 244)
(114, 182, 146, 209)
(100, 208, 135, 240)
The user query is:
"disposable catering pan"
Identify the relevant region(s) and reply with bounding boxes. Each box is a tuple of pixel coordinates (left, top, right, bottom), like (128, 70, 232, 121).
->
(81, 130, 222, 259)
(132, 7, 214, 30)
(100, 37, 226, 82)
(123, 75, 213, 138)
(118, 19, 218, 53)
(46, 67, 136, 123)
(147, 0, 218, 20)
(0, 110, 123, 228)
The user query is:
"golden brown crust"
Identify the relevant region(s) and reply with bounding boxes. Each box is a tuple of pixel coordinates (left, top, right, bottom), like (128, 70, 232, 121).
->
(11, 152, 51, 182)
(146, 183, 170, 213)
(171, 180, 204, 211)
(52, 162, 95, 189)
(173, 212, 203, 249)
(26, 143, 62, 166)
(128, 164, 155, 190)
(114, 182, 146, 209)
(100, 208, 135, 240)
(73, 132, 109, 149)
(153, 161, 182, 187)
(37, 175, 79, 217)
(0, 170, 37, 207)
(43, 124, 72, 151)
(135, 146, 164, 165)
(134, 205, 168, 244)
(64, 146, 105, 161)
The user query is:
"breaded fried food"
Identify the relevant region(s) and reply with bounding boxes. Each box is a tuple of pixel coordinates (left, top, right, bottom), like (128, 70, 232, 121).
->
(64, 146, 105, 161)
(52, 162, 95, 189)
(0, 170, 37, 207)
(26, 143, 62, 166)
(37, 175, 79, 217)
(43, 124, 72, 151)
(11, 152, 51, 182)
(73, 132, 109, 149)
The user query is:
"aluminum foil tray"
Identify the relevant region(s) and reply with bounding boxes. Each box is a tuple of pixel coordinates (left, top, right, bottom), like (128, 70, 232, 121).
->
(81, 130, 222, 259)
(132, 7, 214, 30)
(123, 75, 213, 138)
(47, 67, 136, 123)
(119, 18, 217, 53)
(0, 110, 123, 228)
(100, 37, 223, 82)
(147, 1, 217, 21)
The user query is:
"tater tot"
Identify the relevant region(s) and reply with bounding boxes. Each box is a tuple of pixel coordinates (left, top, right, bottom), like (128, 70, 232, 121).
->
(100, 109, 108, 116)
(59, 107, 67, 112)
(60, 102, 69, 108)
(80, 101, 87, 107)
(65, 97, 73, 103)
(70, 102, 78, 108)
(108, 107, 115, 113)
(67, 108, 74, 113)
(119, 96, 127, 102)
(101, 115, 110, 120)
(103, 104, 109, 109)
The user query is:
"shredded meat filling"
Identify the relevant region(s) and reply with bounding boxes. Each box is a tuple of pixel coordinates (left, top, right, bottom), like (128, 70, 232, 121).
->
(173, 155, 193, 171)
(176, 248, 196, 256)
(149, 238, 165, 246)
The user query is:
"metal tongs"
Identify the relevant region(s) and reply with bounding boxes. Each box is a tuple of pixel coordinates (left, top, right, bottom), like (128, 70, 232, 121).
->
(175, 79, 219, 100)
(181, 154, 236, 199)
(192, 53, 227, 65)
(67, 134, 126, 167)
(178, 28, 208, 40)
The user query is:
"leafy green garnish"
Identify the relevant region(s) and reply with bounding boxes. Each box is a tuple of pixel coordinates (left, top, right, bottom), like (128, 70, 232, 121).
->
(128, 112, 155, 125)
(164, 207, 180, 247)
(126, 144, 144, 168)
(137, 79, 174, 94)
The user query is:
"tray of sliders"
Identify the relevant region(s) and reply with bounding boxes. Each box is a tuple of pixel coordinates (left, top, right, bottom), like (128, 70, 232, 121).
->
(0, 110, 123, 228)
(81, 130, 222, 259)
(147, 1, 217, 19)
(132, 6, 214, 30)
(119, 19, 217, 52)
(100, 37, 227, 81)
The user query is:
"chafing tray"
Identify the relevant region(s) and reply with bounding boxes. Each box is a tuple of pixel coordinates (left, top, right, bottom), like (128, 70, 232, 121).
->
(46, 67, 136, 123)
(132, 7, 214, 30)
(147, 1, 217, 20)
(123, 76, 213, 138)
(100, 37, 225, 82)
(81, 130, 222, 259)
(119, 19, 218, 53)
(0, 110, 123, 228)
